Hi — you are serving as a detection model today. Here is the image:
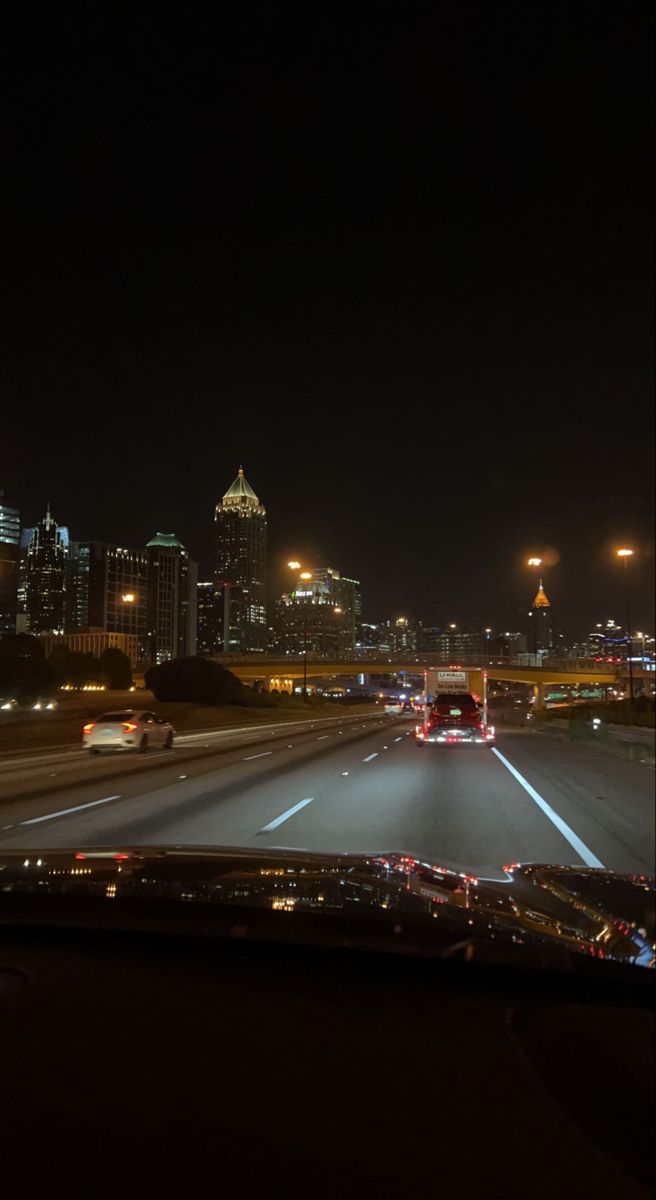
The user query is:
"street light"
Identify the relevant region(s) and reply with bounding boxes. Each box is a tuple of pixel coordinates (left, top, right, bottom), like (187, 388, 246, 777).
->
(616, 548, 635, 701)
(334, 606, 343, 658)
(527, 557, 543, 667)
(288, 561, 314, 697)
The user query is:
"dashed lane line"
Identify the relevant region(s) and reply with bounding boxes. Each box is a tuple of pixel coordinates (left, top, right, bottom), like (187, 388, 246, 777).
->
(258, 798, 314, 833)
(21, 794, 121, 827)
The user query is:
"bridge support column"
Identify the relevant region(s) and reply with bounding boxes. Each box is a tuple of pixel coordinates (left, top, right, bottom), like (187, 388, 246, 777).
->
(532, 683, 546, 711)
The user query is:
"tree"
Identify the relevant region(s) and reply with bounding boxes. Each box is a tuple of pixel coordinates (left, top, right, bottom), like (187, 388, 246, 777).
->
(99, 647, 132, 690)
(145, 657, 246, 705)
(0, 633, 56, 700)
(49, 647, 103, 688)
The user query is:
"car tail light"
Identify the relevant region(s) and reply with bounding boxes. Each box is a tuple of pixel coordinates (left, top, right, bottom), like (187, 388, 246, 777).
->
(83, 722, 95, 734)
(122, 722, 138, 732)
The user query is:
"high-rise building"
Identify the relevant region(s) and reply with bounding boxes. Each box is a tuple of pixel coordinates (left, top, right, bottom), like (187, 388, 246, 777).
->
(146, 533, 197, 664)
(528, 579, 552, 660)
(22, 506, 69, 634)
(196, 581, 223, 657)
(272, 566, 358, 656)
(416, 625, 483, 662)
(66, 542, 149, 655)
(215, 467, 267, 652)
(0, 488, 20, 636)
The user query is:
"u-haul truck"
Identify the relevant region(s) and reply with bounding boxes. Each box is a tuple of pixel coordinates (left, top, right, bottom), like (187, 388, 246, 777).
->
(415, 668, 494, 746)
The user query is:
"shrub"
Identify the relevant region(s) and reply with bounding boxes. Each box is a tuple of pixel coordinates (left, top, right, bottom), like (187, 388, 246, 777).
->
(145, 657, 245, 705)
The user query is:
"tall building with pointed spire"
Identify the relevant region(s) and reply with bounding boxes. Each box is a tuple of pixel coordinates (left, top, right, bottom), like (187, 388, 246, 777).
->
(22, 505, 69, 634)
(215, 467, 267, 652)
(529, 578, 553, 657)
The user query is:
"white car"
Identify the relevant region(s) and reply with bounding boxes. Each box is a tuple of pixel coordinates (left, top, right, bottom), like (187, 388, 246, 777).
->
(83, 710, 175, 754)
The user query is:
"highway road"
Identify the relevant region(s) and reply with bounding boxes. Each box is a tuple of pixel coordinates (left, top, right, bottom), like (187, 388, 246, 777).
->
(0, 713, 653, 876)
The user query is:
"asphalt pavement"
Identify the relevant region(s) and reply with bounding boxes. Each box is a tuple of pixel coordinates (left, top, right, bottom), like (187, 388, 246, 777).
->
(0, 715, 653, 875)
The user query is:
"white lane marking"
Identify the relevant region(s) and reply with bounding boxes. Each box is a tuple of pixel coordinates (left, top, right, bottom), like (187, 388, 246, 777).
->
(316, 734, 329, 740)
(394, 736, 402, 742)
(341, 771, 349, 776)
(2, 824, 14, 830)
(363, 753, 378, 762)
(491, 747, 605, 869)
(259, 798, 314, 832)
(21, 794, 121, 827)
(179, 775, 187, 780)
(243, 751, 273, 761)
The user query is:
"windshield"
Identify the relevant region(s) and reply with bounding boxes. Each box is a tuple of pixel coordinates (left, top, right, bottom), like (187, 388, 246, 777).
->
(95, 712, 136, 723)
(0, 6, 653, 975)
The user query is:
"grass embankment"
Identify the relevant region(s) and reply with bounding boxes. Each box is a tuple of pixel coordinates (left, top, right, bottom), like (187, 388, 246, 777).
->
(0, 691, 380, 754)
(538, 696, 655, 729)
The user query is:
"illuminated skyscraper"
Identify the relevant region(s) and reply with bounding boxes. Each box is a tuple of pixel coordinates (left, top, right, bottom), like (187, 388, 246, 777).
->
(0, 488, 20, 635)
(215, 467, 267, 652)
(23, 505, 69, 634)
(66, 541, 148, 653)
(146, 533, 198, 664)
(528, 578, 553, 661)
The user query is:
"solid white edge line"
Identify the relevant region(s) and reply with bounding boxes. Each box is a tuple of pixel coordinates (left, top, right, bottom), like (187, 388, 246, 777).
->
(259, 798, 314, 832)
(362, 753, 378, 762)
(491, 747, 605, 868)
(243, 751, 273, 761)
(21, 794, 121, 826)
(316, 734, 329, 740)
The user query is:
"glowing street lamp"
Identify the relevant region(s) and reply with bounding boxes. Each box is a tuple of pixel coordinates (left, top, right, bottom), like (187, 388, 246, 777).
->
(288, 560, 316, 695)
(527, 557, 545, 666)
(616, 548, 635, 700)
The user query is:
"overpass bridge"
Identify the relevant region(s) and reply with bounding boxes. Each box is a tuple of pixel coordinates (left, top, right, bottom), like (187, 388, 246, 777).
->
(215, 656, 624, 706)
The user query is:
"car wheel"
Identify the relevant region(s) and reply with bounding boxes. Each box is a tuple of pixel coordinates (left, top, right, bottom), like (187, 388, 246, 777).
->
(140, 734, 148, 753)
(89, 747, 100, 755)
(164, 731, 173, 749)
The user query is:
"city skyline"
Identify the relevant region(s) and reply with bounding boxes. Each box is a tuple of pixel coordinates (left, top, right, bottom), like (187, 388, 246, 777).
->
(3, 8, 653, 636)
(4, 473, 654, 639)
(3, 482, 654, 648)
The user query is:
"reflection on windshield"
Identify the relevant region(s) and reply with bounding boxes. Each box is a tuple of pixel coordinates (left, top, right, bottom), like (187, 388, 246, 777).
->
(2, 851, 653, 970)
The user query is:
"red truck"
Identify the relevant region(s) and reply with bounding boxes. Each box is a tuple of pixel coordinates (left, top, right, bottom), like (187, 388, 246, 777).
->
(415, 668, 495, 746)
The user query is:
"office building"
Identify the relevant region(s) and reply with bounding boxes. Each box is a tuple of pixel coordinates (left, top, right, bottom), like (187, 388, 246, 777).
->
(39, 629, 139, 668)
(416, 625, 484, 662)
(273, 591, 342, 656)
(0, 488, 20, 635)
(22, 506, 69, 634)
(197, 581, 223, 656)
(146, 533, 197, 664)
(66, 542, 148, 656)
(215, 467, 267, 652)
(272, 565, 358, 656)
(528, 579, 553, 659)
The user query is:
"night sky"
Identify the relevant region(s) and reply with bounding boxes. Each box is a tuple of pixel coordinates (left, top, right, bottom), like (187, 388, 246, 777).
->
(2, 4, 654, 633)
